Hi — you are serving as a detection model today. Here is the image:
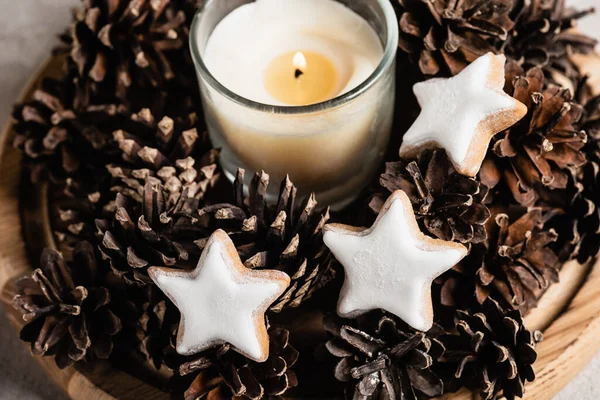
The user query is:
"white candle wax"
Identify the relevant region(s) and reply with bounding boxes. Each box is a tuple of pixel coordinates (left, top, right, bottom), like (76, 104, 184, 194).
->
(204, 0, 383, 106)
(193, 0, 396, 207)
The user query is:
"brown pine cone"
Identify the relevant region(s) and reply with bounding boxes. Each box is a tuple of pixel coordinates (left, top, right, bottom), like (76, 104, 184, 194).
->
(96, 180, 206, 286)
(65, 0, 200, 113)
(12, 77, 128, 182)
(370, 150, 491, 244)
(439, 208, 560, 314)
(198, 169, 334, 312)
(480, 62, 587, 207)
(12, 242, 121, 369)
(68, 109, 218, 282)
(173, 327, 299, 400)
(439, 298, 541, 400)
(323, 312, 445, 400)
(134, 285, 180, 371)
(396, 0, 514, 76)
(566, 94, 600, 264)
(107, 108, 219, 203)
(504, 0, 596, 88)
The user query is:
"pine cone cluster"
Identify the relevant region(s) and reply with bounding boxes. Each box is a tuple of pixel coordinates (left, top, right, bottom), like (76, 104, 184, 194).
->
(504, 0, 596, 87)
(324, 312, 445, 400)
(198, 170, 334, 312)
(371, 150, 491, 244)
(395, 0, 514, 76)
(174, 327, 298, 400)
(12, 242, 121, 369)
(439, 208, 560, 313)
(480, 62, 587, 207)
(439, 298, 540, 400)
(65, 0, 200, 114)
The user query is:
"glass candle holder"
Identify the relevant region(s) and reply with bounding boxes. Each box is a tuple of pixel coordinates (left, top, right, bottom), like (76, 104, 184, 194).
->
(190, 0, 398, 208)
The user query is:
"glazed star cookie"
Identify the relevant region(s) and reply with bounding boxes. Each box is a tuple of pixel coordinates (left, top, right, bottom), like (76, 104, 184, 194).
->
(148, 229, 290, 362)
(399, 52, 528, 177)
(323, 190, 468, 331)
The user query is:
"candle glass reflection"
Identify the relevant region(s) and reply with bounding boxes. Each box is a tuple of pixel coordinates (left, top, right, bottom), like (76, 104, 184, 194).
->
(190, 0, 398, 208)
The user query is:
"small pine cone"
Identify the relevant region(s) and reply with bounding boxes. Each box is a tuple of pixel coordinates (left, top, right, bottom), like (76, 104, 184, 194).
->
(174, 327, 299, 400)
(504, 0, 596, 88)
(11, 77, 128, 182)
(323, 312, 445, 400)
(396, 0, 514, 76)
(66, 0, 199, 113)
(197, 169, 334, 312)
(439, 208, 560, 313)
(96, 180, 204, 286)
(370, 150, 491, 244)
(480, 62, 587, 207)
(12, 242, 121, 369)
(107, 108, 219, 204)
(439, 298, 541, 400)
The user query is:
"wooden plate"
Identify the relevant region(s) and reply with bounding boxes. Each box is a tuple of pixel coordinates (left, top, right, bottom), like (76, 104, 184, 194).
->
(1, 56, 599, 400)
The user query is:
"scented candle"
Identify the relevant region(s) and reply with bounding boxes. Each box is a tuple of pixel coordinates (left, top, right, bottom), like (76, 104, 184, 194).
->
(191, 0, 398, 207)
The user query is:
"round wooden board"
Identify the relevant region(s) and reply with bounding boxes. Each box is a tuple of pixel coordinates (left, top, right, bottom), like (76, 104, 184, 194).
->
(1, 56, 600, 400)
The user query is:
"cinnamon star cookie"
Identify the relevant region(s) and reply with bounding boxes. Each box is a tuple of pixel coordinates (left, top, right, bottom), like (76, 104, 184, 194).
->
(400, 52, 527, 177)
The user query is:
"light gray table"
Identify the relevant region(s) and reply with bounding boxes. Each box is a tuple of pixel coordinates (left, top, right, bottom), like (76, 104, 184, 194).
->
(0, 1, 597, 399)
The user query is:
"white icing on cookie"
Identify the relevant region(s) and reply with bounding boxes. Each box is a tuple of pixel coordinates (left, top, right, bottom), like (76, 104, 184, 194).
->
(148, 229, 290, 362)
(323, 190, 467, 331)
(399, 52, 527, 177)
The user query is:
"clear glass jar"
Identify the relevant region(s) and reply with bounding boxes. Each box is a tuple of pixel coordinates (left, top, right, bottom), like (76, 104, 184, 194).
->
(190, 0, 398, 209)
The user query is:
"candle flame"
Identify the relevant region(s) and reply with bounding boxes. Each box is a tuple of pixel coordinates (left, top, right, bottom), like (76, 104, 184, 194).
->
(293, 52, 307, 71)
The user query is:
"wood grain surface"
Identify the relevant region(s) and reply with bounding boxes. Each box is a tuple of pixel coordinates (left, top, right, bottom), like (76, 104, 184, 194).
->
(0, 56, 599, 400)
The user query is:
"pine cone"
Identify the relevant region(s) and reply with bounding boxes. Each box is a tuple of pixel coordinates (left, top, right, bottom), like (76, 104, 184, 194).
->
(439, 298, 541, 400)
(11, 77, 128, 182)
(107, 108, 219, 203)
(504, 0, 596, 88)
(370, 150, 491, 244)
(135, 285, 180, 371)
(480, 62, 587, 207)
(174, 327, 299, 400)
(567, 94, 600, 263)
(439, 208, 560, 313)
(396, 0, 514, 76)
(198, 169, 334, 312)
(12, 242, 121, 369)
(96, 180, 205, 286)
(66, 0, 200, 113)
(323, 312, 445, 400)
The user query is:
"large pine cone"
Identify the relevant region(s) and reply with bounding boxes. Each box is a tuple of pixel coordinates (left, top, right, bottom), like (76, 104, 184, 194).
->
(504, 0, 596, 88)
(480, 62, 587, 207)
(439, 208, 560, 314)
(198, 169, 334, 312)
(324, 312, 445, 400)
(173, 327, 299, 400)
(396, 0, 514, 76)
(12, 77, 128, 182)
(439, 298, 540, 400)
(370, 150, 491, 244)
(12, 242, 121, 369)
(65, 0, 200, 113)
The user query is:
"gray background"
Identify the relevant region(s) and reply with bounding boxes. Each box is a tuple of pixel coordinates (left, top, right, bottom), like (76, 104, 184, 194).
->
(0, 1, 597, 399)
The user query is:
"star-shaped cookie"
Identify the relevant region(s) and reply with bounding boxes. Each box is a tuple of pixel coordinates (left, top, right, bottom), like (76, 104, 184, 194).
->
(399, 52, 527, 177)
(148, 229, 290, 362)
(323, 190, 468, 331)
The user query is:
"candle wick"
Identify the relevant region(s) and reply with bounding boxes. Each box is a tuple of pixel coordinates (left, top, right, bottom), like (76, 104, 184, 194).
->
(295, 69, 304, 79)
